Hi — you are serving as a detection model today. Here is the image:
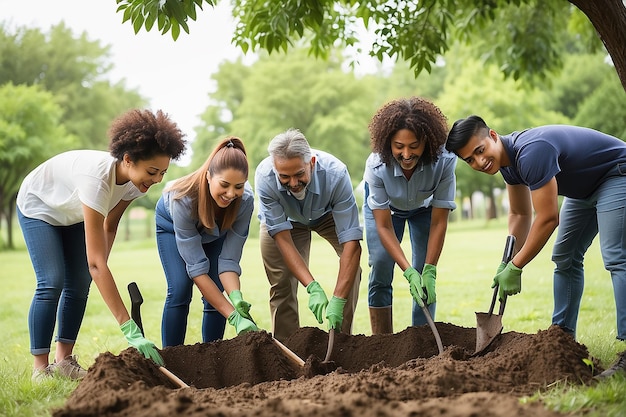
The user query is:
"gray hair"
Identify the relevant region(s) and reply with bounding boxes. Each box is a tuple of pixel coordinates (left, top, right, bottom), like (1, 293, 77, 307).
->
(267, 128, 312, 163)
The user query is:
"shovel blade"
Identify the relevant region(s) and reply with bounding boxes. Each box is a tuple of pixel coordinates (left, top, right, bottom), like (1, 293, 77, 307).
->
(475, 312, 503, 354)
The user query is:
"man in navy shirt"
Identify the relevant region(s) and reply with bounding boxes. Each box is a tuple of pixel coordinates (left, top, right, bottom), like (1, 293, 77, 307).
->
(446, 115, 626, 379)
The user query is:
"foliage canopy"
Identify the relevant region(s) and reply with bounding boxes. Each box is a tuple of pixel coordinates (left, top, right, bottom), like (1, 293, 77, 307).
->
(114, 0, 626, 92)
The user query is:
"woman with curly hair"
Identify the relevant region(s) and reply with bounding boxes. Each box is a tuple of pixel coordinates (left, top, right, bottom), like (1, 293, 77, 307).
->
(364, 97, 457, 334)
(156, 136, 257, 347)
(17, 109, 187, 381)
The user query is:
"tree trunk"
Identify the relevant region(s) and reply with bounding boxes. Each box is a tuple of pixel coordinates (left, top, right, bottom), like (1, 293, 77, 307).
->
(467, 197, 474, 220)
(6, 199, 15, 249)
(487, 188, 498, 220)
(569, 0, 626, 92)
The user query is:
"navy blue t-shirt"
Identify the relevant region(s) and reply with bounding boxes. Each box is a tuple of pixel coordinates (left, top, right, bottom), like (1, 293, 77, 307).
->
(499, 125, 626, 199)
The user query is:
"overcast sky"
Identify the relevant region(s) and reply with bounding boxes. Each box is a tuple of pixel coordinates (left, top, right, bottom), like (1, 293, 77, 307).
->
(1, 0, 245, 163)
(2, 1, 386, 166)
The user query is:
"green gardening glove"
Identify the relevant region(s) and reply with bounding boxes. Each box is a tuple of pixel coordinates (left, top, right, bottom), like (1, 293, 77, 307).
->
(403, 267, 426, 306)
(306, 281, 329, 324)
(492, 261, 522, 301)
(325, 296, 347, 331)
(228, 290, 253, 321)
(496, 261, 507, 275)
(120, 319, 164, 366)
(422, 264, 437, 305)
(227, 310, 259, 334)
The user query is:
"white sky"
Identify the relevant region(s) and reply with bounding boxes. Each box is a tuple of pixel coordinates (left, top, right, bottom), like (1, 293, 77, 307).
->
(1, 0, 386, 165)
(1, 0, 245, 163)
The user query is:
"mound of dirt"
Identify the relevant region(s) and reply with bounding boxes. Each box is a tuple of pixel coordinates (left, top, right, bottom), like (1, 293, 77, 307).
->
(53, 323, 598, 417)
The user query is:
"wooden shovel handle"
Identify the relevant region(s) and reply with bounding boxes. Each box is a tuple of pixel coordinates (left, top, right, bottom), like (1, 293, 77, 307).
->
(272, 337, 305, 367)
(159, 366, 189, 388)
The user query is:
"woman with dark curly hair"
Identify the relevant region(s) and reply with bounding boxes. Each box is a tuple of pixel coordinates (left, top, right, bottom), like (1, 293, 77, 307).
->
(364, 97, 457, 334)
(17, 109, 187, 382)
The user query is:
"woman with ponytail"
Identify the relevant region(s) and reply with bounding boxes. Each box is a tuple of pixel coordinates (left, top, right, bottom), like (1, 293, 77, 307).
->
(156, 136, 257, 347)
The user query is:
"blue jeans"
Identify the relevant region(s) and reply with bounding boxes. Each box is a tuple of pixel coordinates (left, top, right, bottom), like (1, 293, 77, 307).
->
(17, 207, 91, 355)
(156, 200, 226, 347)
(552, 163, 626, 341)
(364, 183, 436, 326)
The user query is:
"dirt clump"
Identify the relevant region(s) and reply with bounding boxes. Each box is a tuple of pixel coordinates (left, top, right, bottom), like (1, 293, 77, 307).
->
(53, 323, 597, 417)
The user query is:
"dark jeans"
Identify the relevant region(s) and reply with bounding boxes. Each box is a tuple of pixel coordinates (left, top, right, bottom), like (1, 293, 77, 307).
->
(156, 199, 226, 347)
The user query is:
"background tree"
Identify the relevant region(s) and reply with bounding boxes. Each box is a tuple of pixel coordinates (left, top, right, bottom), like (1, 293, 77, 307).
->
(0, 23, 150, 248)
(115, 0, 626, 93)
(543, 53, 615, 120)
(116, 0, 625, 219)
(195, 49, 378, 186)
(435, 44, 572, 219)
(189, 58, 250, 169)
(188, 39, 620, 220)
(573, 74, 626, 139)
(0, 23, 145, 150)
(0, 83, 76, 249)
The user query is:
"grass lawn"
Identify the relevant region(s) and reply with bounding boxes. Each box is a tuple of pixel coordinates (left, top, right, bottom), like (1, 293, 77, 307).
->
(1, 217, 625, 416)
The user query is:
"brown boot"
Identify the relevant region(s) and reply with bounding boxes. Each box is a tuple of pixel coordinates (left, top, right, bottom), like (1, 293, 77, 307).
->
(369, 306, 393, 335)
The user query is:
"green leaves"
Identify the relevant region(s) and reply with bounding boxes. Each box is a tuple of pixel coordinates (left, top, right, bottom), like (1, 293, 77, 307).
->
(116, 0, 216, 40)
(114, 0, 624, 92)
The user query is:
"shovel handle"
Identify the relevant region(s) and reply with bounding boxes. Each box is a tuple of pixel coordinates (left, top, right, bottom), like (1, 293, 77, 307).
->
(323, 329, 335, 363)
(127, 282, 190, 388)
(488, 235, 516, 315)
(159, 366, 189, 388)
(272, 337, 305, 367)
(128, 282, 144, 336)
(422, 305, 444, 355)
(487, 285, 499, 315)
(488, 286, 508, 314)
(501, 235, 516, 264)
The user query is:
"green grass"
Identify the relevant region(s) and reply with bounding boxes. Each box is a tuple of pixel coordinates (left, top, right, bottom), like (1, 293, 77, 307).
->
(1, 218, 625, 416)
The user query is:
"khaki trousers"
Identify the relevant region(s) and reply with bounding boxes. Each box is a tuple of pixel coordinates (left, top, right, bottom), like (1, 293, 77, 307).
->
(260, 213, 361, 342)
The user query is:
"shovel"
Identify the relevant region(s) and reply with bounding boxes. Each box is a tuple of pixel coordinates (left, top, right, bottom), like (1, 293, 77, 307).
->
(418, 294, 444, 355)
(322, 328, 335, 363)
(474, 235, 516, 355)
(127, 282, 190, 388)
(233, 302, 305, 369)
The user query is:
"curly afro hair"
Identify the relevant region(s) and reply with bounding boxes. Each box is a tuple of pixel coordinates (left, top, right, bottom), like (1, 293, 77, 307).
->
(108, 109, 187, 162)
(368, 97, 448, 166)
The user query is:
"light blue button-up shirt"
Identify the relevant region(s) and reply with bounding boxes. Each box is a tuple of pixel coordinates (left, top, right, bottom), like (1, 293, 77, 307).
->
(158, 182, 254, 279)
(255, 149, 363, 245)
(364, 150, 457, 212)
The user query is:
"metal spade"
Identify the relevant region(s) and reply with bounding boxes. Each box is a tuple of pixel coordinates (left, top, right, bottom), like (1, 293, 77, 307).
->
(475, 235, 516, 355)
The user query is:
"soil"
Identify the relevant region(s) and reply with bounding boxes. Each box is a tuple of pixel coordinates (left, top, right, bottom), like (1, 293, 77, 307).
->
(53, 323, 599, 417)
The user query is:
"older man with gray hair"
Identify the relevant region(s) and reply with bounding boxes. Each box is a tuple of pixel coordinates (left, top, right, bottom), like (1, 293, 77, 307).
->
(255, 128, 362, 342)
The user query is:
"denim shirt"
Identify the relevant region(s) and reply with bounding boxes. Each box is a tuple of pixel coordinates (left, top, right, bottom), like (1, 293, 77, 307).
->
(255, 150, 363, 245)
(157, 182, 254, 279)
(363, 150, 457, 212)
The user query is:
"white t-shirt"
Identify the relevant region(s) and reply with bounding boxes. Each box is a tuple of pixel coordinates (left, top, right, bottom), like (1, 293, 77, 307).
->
(17, 150, 145, 226)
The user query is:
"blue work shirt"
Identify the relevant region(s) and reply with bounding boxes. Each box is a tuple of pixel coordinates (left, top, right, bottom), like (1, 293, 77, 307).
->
(255, 149, 363, 245)
(156, 182, 254, 279)
(363, 150, 457, 212)
(499, 125, 626, 199)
